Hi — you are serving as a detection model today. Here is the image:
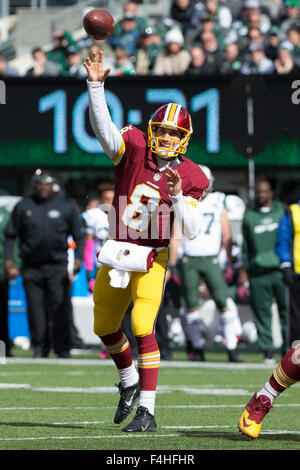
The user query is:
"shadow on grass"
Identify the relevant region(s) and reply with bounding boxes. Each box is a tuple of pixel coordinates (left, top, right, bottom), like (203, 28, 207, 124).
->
(0, 422, 85, 429)
(178, 430, 300, 442)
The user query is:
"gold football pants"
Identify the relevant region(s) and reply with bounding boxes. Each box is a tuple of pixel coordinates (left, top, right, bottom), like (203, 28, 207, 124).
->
(93, 247, 169, 338)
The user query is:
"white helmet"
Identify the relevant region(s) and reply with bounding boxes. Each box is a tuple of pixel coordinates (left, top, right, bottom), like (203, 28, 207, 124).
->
(242, 322, 258, 345)
(225, 195, 246, 221)
(199, 165, 214, 191)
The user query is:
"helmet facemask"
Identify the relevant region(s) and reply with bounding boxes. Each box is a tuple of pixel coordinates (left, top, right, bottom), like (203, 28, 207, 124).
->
(148, 123, 190, 159)
(147, 103, 192, 160)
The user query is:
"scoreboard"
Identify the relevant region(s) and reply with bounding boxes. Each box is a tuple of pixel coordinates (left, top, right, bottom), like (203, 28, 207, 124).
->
(0, 75, 299, 168)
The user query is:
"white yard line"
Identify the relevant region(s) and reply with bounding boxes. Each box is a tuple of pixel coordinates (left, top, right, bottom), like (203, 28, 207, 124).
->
(51, 421, 105, 425)
(4, 358, 279, 369)
(0, 434, 178, 442)
(0, 429, 300, 443)
(163, 425, 233, 429)
(0, 383, 250, 395)
(0, 403, 299, 412)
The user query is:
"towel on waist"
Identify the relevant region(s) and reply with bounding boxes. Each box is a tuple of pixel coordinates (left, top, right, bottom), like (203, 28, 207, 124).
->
(97, 240, 159, 288)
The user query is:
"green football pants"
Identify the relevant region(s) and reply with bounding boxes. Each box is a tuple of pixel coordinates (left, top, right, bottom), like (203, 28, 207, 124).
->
(249, 271, 288, 353)
(180, 255, 229, 310)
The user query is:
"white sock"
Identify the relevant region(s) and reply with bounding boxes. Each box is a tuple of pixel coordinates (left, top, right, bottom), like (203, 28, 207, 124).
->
(226, 298, 242, 336)
(220, 309, 238, 351)
(257, 381, 280, 404)
(118, 363, 139, 388)
(139, 390, 156, 416)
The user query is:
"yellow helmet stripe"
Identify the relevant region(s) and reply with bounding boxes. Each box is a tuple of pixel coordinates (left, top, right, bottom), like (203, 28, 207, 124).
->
(167, 103, 178, 123)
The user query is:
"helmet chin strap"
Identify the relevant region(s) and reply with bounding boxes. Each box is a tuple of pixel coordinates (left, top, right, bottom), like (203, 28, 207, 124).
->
(156, 155, 181, 169)
(152, 137, 180, 159)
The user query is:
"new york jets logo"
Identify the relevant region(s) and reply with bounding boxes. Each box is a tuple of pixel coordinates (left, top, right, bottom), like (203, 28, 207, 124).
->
(47, 209, 61, 219)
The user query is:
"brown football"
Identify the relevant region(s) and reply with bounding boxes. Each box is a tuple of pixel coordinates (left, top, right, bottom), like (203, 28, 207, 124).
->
(83, 9, 115, 40)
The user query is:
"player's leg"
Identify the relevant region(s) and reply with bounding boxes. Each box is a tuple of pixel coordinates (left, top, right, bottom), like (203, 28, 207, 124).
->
(45, 264, 71, 358)
(203, 256, 242, 361)
(272, 270, 288, 354)
(249, 273, 275, 363)
(22, 266, 48, 357)
(288, 277, 300, 346)
(238, 344, 300, 438)
(181, 256, 205, 360)
(93, 264, 140, 424)
(122, 248, 169, 432)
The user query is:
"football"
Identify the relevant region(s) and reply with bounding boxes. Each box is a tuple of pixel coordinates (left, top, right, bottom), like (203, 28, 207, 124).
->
(83, 9, 115, 40)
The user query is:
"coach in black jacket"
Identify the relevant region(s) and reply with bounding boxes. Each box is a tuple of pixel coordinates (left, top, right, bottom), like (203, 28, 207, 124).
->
(4, 171, 85, 358)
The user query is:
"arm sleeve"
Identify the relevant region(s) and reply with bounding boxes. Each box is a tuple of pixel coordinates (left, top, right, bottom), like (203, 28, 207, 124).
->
(87, 80, 125, 165)
(275, 211, 292, 267)
(169, 191, 201, 240)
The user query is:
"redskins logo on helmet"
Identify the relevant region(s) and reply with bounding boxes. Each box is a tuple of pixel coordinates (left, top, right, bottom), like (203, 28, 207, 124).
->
(148, 103, 193, 159)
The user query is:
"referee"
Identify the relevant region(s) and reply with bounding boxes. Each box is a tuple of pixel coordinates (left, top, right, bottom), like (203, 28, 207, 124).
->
(4, 170, 84, 358)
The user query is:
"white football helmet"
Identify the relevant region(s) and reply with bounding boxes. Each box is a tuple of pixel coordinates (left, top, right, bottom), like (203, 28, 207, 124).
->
(199, 165, 214, 191)
(242, 321, 258, 345)
(224, 195, 246, 221)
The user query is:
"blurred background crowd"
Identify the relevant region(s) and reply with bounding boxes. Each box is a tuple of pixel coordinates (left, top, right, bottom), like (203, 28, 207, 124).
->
(0, 0, 299, 362)
(1, 0, 300, 77)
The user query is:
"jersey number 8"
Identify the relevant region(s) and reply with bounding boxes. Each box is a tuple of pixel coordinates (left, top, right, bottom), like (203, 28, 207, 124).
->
(122, 184, 161, 231)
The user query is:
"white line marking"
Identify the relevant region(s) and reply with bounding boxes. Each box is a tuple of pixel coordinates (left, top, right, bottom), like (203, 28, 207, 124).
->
(261, 430, 300, 435)
(0, 407, 110, 411)
(33, 386, 117, 393)
(0, 434, 178, 442)
(163, 425, 233, 429)
(0, 404, 300, 411)
(5, 358, 279, 369)
(51, 421, 105, 425)
(159, 386, 249, 396)
(0, 384, 250, 395)
(1, 430, 300, 442)
(0, 384, 30, 389)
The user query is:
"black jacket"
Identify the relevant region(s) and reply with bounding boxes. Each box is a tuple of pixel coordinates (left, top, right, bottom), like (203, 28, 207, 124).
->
(4, 193, 84, 267)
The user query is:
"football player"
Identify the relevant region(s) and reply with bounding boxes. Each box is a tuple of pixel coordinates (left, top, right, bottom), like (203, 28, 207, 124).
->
(83, 51, 209, 432)
(81, 183, 115, 293)
(239, 343, 300, 438)
(179, 165, 243, 362)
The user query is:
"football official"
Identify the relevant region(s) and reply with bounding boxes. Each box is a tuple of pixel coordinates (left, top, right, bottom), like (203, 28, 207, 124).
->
(84, 50, 209, 432)
(4, 171, 84, 358)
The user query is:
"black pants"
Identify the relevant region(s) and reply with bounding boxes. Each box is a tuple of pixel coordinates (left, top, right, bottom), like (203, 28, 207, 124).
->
(0, 273, 9, 355)
(289, 277, 300, 347)
(22, 264, 70, 355)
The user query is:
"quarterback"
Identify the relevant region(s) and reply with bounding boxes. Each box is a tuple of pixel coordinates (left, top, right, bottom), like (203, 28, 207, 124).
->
(239, 344, 300, 438)
(83, 51, 209, 432)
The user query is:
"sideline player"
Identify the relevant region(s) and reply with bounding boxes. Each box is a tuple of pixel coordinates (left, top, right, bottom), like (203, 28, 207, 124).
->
(83, 51, 209, 432)
(238, 343, 300, 438)
(180, 165, 243, 362)
(81, 183, 115, 293)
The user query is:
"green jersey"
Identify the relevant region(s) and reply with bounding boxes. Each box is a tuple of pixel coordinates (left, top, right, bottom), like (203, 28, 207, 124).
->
(242, 200, 284, 275)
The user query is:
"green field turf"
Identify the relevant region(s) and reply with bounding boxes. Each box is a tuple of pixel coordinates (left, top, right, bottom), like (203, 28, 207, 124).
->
(0, 349, 299, 452)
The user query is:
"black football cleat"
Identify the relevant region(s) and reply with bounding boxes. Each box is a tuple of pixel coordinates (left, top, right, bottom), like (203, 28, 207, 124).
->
(228, 349, 243, 363)
(114, 382, 140, 424)
(122, 406, 157, 432)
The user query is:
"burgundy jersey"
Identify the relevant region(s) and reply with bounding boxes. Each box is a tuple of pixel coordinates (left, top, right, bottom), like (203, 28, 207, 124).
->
(108, 125, 209, 248)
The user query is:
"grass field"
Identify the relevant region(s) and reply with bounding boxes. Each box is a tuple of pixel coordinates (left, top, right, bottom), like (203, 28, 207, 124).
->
(0, 348, 299, 453)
